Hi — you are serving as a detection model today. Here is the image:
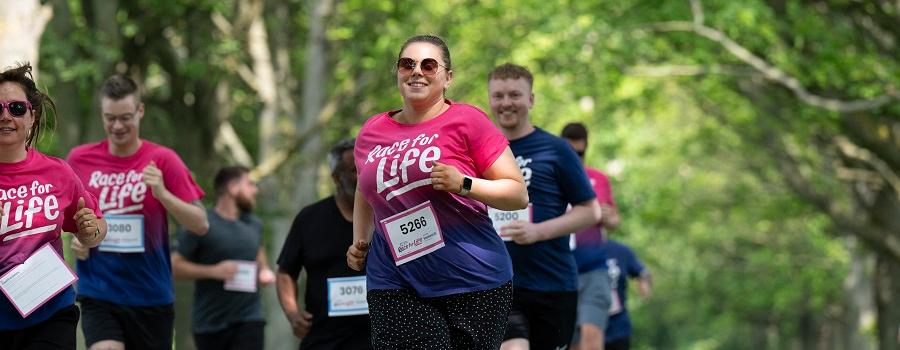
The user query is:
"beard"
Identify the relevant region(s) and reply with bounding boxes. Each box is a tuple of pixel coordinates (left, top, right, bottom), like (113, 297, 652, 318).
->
(337, 176, 356, 199)
(236, 194, 255, 212)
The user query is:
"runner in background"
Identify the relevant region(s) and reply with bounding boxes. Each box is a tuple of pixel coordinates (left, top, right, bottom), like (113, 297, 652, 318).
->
(348, 35, 528, 349)
(561, 122, 620, 350)
(172, 166, 275, 350)
(0, 63, 107, 350)
(67, 74, 208, 350)
(276, 139, 373, 350)
(488, 64, 603, 350)
(602, 240, 651, 350)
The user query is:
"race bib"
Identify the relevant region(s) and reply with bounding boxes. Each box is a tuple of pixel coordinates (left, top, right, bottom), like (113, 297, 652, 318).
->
(99, 215, 145, 253)
(224, 261, 257, 293)
(488, 204, 533, 241)
(327, 276, 369, 317)
(609, 290, 623, 315)
(0, 244, 77, 317)
(380, 201, 444, 266)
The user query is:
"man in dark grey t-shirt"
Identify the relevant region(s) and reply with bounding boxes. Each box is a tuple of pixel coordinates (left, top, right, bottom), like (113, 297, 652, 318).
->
(172, 166, 276, 350)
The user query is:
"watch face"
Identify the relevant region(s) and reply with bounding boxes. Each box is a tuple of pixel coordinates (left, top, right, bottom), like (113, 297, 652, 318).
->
(463, 177, 473, 190)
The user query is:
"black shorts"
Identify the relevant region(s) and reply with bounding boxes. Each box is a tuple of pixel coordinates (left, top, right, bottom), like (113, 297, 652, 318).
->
(606, 337, 630, 350)
(368, 281, 512, 350)
(79, 296, 174, 350)
(193, 321, 265, 350)
(1, 305, 79, 350)
(503, 288, 578, 349)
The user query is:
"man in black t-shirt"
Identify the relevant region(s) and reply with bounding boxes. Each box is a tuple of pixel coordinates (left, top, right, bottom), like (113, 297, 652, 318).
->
(276, 139, 372, 350)
(172, 166, 276, 350)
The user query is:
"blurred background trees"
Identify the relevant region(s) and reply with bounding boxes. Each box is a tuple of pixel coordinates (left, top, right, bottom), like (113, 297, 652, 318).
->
(2, 0, 897, 348)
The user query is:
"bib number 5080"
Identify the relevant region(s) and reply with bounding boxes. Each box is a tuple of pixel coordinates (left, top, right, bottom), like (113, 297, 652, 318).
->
(400, 216, 427, 234)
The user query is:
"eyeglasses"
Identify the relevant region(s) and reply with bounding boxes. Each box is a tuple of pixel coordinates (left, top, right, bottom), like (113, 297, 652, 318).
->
(396, 57, 447, 76)
(0, 100, 32, 118)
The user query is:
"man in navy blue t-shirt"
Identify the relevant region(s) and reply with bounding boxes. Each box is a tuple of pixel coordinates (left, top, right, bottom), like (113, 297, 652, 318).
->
(488, 63, 603, 350)
(603, 240, 652, 350)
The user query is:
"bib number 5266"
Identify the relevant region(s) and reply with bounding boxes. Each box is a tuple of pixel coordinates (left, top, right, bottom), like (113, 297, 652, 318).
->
(400, 216, 427, 234)
(380, 201, 445, 266)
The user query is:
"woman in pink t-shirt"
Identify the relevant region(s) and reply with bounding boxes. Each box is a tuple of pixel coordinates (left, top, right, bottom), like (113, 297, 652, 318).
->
(347, 35, 528, 349)
(0, 64, 107, 349)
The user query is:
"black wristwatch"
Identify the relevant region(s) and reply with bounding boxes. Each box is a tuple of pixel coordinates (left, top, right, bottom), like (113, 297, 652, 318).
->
(458, 176, 472, 196)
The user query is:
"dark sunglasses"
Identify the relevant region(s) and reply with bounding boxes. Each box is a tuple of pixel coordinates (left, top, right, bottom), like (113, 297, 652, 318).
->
(0, 100, 32, 118)
(396, 57, 446, 76)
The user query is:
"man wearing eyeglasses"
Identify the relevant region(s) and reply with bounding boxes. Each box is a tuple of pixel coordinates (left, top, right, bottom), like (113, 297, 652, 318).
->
(67, 75, 209, 350)
(561, 122, 619, 350)
(488, 64, 603, 350)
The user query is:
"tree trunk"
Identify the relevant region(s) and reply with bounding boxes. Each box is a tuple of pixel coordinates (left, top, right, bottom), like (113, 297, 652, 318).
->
(237, 0, 303, 348)
(875, 256, 900, 350)
(872, 188, 900, 350)
(0, 0, 52, 73)
(293, 0, 334, 206)
(46, 0, 83, 153)
(839, 237, 876, 350)
(82, 0, 120, 143)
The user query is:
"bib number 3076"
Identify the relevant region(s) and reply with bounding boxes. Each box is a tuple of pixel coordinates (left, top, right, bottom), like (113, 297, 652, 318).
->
(380, 201, 445, 266)
(327, 276, 368, 317)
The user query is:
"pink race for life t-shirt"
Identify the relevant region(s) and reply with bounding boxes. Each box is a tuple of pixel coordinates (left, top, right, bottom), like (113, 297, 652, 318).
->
(586, 166, 615, 208)
(573, 166, 617, 272)
(0, 148, 102, 330)
(355, 101, 514, 297)
(67, 139, 204, 306)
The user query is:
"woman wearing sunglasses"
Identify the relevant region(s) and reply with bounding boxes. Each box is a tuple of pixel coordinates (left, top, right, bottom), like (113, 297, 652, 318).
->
(348, 35, 528, 349)
(0, 63, 107, 349)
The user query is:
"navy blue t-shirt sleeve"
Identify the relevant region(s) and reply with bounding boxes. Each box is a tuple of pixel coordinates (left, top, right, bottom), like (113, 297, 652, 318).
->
(176, 227, 202, 261)
(555, 139, 596, 205)
(277, 211, 307, 279)
(625, 245, 646, 278)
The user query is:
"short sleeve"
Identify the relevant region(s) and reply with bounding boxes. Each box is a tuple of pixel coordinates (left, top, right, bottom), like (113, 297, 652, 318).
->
(354, 136, 367, 178)
(157, 150, 205, 203)
(464, 108, 508, 175)
(277, 211, 307, 279)
(176, 227, 203, 260)
(62, 165, 103, 233)
(556, 141, 596, 205)
(593, 171, 616, 207)
(626, 246, 646, 278)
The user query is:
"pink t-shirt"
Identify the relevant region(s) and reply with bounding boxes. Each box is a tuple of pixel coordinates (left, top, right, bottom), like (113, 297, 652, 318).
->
(0, 148, 102, 329)
(573, 166, 617, 272)
(586, 166, 616, 208)
(67, 139, 204, 306)
(354, 101, 513, 297)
